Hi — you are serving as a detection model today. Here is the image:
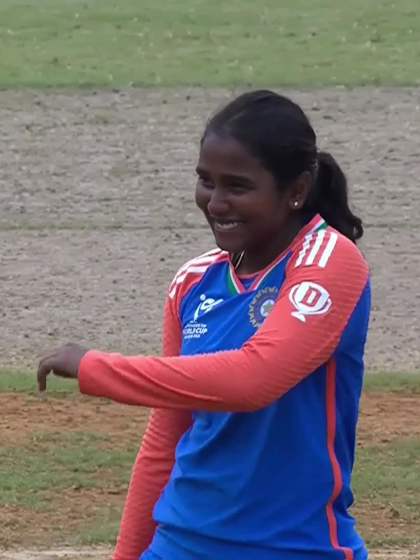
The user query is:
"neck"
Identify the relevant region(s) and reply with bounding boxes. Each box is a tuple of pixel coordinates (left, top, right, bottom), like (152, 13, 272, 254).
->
(235, 220, 303, 275)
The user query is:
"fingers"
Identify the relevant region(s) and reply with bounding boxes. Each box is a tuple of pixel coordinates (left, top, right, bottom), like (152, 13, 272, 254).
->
(37, 355, 53, 392)
(37, 343, 88, 393)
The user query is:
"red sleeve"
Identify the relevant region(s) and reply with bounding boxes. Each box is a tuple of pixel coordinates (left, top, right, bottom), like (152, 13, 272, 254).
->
(80, 233, 369, 414)
(113, 298, 192, 560)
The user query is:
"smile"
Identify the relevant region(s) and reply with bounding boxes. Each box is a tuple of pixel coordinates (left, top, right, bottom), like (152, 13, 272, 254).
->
(213, 220, 243, 231)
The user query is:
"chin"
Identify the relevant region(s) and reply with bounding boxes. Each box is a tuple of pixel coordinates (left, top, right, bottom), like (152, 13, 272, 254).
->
(212, 233, 244, 254)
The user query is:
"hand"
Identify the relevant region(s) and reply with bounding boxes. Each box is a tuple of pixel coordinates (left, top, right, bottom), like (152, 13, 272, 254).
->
(37, 343, 89, 392)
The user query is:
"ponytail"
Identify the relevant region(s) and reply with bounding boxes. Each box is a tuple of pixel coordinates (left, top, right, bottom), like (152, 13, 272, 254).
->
(203, 90, 363, 242)
(304, 151, 363, 243)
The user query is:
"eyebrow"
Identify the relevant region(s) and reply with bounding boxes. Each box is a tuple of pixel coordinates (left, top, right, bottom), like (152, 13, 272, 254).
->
(195, 167, 254, 184)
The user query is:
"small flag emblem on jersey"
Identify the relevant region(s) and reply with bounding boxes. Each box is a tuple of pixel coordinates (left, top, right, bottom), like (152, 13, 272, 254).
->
(289, 281, 332, 323)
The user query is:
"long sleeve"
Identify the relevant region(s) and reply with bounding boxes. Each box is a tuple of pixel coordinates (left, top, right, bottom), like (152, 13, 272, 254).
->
(113, 299, 192, 560)
(80, 234, 369, 414)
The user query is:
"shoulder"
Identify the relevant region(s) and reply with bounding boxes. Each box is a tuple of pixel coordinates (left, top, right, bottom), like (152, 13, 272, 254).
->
(168, 248, 228, 301)
(287, 226, 368, 275)
(282, 227, 369, 322)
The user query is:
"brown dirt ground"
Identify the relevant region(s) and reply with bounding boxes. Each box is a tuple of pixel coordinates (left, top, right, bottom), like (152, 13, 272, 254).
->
(1, 88, 420, 558)
(0, 391, 419, 558)
(1, 88, 420, 371)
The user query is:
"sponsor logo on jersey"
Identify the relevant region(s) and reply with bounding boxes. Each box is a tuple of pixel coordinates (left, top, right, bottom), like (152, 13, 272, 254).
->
(289, 281, 331, 323)
(249, 287, 279, 328)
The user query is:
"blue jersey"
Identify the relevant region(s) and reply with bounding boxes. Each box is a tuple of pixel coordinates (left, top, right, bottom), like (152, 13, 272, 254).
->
(147, 216, 371, 560)
(79, 215, 371, 560)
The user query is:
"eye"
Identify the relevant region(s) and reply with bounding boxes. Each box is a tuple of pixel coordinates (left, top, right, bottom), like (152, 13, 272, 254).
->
(197, 174, 214, 189)
(230, 185, 247, 193)
(228, 181, 252, 194)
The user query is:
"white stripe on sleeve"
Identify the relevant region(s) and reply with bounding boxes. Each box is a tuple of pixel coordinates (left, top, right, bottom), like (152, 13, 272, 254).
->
(318, 232, 338, 268)
(294, 234, 313, 267)
(304, 230, 326, 266)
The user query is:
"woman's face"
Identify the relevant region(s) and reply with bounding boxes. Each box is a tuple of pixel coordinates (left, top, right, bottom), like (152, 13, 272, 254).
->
(195, 132, 298, 258)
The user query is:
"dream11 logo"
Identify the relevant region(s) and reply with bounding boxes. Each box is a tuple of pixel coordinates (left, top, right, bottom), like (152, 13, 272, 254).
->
(289, 281, 332, 323)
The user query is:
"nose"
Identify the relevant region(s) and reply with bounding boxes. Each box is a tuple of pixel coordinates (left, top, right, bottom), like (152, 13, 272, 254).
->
(207, 188, 231, 217)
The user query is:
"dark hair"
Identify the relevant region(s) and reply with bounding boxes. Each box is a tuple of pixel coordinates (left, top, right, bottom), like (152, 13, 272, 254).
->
(203, 90, 363, 242)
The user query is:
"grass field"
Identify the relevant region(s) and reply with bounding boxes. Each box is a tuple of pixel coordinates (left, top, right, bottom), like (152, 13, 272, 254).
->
(1, 370, 420, 550)
(0, 0, 420, 88)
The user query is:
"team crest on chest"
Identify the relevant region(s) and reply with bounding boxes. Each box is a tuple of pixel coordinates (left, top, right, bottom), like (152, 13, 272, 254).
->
(249, 287, 279, 328)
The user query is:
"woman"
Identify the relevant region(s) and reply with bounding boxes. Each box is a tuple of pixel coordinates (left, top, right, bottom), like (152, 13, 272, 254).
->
(38, 90, 371, 560)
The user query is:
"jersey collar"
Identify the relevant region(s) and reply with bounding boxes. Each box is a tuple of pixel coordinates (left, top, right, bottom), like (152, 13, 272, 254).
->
(227, 214, 326, 295)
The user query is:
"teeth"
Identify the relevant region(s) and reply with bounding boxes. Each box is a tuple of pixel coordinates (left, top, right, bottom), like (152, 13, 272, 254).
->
(215, 221, 240, 230)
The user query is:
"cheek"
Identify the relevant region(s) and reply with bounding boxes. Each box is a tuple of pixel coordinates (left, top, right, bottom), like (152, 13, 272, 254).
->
(195, 183, 210, 212)
(264, 188, 290, 214)
(251, 194, 290, 225)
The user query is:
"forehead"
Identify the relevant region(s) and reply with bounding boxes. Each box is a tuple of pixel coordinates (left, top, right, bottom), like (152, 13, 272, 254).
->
(198, 132, 264, 175)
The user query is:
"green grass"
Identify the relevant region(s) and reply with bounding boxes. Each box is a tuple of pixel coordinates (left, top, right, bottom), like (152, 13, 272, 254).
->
(0, 368, 76, 395)
(355, 440, 420, 513)
(77, 513, 122, 546)
(1, 369, 419, 546)
(3, 368, 420, 396)
(0, 0, 420, 88)
(0, 431, 133, 509)
(72, 436, 420, 547)
(364, 372, 420, 394)
(1, 427, 419, 546)
(0, 430, 135, 548)
(354, 438, 420, 547)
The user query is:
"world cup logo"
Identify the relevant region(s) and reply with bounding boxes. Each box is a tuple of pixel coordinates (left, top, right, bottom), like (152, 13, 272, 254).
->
(289, 282, 332, 323)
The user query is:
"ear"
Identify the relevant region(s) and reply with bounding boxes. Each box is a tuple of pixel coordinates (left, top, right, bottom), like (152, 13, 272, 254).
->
(288, 171, 312, 211)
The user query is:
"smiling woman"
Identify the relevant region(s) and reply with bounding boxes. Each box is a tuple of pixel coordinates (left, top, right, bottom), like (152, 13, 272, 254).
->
(196, 89, 363, 276)
(37, 90, 371, 560)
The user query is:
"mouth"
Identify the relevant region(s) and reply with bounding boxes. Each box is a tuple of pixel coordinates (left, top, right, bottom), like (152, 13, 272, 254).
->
(212, 219, 244, 232)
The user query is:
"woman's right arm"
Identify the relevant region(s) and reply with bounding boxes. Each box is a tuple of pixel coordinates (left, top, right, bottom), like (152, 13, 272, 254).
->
(113, 297, 192, 560)
(113, 408, 192, 560)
